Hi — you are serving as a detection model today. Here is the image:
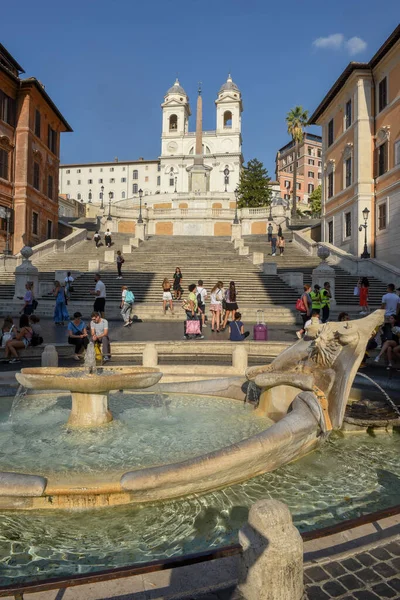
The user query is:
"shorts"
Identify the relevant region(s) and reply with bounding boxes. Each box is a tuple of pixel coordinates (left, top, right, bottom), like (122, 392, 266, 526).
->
(210, 303, 221, 312)
(94, 297, 106, 313)
(163, 291, 172, 301)
(225, 302, 238, 311)
(198, 302, 205, 314)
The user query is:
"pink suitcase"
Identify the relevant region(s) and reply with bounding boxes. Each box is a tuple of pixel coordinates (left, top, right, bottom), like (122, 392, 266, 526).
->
(253, 310, 268, 341)
(185, 319, 201, 335)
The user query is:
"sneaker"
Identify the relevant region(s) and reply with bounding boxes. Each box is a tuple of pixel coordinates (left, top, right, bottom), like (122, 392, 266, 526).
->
(272, 253, 276, 256)
(203, 323, 207, 327)
(183, 336, 189, 340)
(197, 335, 204, 339)
(123, 321, 131, 327)
(73, 355, 81, 361)
(296, 331, 302, 339)
(374, 356, 380, 363)
(9, 358, 20, 364)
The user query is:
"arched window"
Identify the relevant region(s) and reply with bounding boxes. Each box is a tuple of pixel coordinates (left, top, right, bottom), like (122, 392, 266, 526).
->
(109, 192, 114, 199)
(169, 114, 178, 131)
(132, 184, 138, 194)
(77, 193, 81, 200)
(132, 170, 138, 179)
(121, 191, 126, 199)
(169, 167, 175, 187)
(223, 111, 232, 128)
(188, 144, 211, 155)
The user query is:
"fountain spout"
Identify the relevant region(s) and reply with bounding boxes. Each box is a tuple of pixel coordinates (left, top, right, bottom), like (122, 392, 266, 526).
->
(84, 342, 97, 374)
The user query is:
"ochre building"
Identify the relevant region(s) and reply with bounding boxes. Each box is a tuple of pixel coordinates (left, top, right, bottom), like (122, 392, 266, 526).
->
(0, 43, 72, 254)
(309, 25, 400, 266)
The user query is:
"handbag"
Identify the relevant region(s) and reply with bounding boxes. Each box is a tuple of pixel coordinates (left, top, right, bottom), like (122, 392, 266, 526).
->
(186, 319, 201, 335)
(296, 297, 306, 312)
(32, 299, 39, 310)
(353, 286, 359, 296)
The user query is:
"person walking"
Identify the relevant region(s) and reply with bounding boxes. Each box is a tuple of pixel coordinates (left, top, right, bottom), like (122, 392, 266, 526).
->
(64, 271, 74, 299)
(120, 286, 135, 326)
(210, 281, 223, 333)
(296, 284, 312, 339)
(116, 251, 124, 279)
(19, 282, 34, 316)
(358, 277, 370, 315)
(229, 312, 250, 341)
(196, 280, 208, 328)
(173, 267, 183, 300)
(320, 282, 332, 324)
(278, 224, 283, 238)
(271, 234, 277, 257)
(381, 283, 400, 342)
(53, 280, 69, 325)
(278, 235, 285, 256)
(90, 273, 106, 317)
(90, 312, 111, 362)
(93, 231, 101, 248)
(267, 223, 273, 242)
(221, 281, 238, 330)
(67, 312, 89, 360)
(162, 278, 174, 315)
(310, 284, 322, 316)
(104, 229, 112, 248)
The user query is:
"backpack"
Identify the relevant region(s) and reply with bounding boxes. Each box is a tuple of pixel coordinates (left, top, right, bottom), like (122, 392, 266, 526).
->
(125, 290, 135, 304)
(31, 333, 43, 347)
(197, 292, 202, 305)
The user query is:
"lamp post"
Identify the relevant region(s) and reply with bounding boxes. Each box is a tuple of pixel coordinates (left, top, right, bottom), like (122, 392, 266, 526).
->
(107, 191, 113, 221)
(138, 188, 143, 224)
(233, 187, 239, 224)
(100, 185, 104, 209)
(359, 207, 370, 259)
(224, 167, 229, 193)
(88, 189, 92, 204)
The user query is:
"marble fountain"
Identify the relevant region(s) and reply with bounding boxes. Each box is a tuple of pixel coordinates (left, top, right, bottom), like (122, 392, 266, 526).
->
(0, 309, 388, 511)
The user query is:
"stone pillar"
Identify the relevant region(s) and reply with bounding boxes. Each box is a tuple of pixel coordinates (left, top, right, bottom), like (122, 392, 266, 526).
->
(234, 238, 244, 250)
(252, 252, 264, 265)
(122, 245, 132, 255)
(41, 345, 59, 367)
(143, 343, 158, 367)
(231, 223, 242, 241)
(239, 246, 249, 256)
(238, 499, 303, 600)
(232, 346, 248, 371)
(88, 260, 100, 272)
(136, 223, 145, 241)
(312, 247, 336, 307)
(13, 246, 39, 300)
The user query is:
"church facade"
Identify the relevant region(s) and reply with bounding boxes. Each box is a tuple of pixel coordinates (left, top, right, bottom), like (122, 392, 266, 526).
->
(59, 76, 243, 205)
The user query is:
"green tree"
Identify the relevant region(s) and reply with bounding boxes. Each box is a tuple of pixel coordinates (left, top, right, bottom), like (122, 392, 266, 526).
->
(237, 158, 272, 208)
(286, 106, 309, 218)
(309, 185, 322, 217)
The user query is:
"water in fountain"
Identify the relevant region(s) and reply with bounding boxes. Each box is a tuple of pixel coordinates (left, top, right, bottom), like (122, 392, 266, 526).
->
(84, 342, 97, 374)
(10, 385, 28, 422)
(153, 383, 171, 420)
(356, 372, 400, 418)
(245, 381, 260, 408)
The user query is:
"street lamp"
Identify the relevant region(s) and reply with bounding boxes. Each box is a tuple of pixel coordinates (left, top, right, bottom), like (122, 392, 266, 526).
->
(138, 188, 143, 223)
(224, 167, 230, 192)
(233, 187, 239, 224)
(107, 191, 113, 221)
(359, 207, 370, 259)
(88, 189, 92, 204)
(100, 185, 104, 209)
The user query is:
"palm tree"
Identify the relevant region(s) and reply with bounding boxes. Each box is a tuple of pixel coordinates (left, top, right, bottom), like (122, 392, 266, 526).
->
(286, 106, 309, 218)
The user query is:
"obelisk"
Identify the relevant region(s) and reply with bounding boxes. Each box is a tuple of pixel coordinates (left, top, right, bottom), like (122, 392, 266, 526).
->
(187, 82, 212, 193)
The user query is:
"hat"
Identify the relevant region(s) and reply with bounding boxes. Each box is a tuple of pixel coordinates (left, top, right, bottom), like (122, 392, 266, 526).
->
(73, 311, 82, 318)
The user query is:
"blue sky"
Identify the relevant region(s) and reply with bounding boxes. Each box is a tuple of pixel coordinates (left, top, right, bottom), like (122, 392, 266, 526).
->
(2, 1, 399, 175)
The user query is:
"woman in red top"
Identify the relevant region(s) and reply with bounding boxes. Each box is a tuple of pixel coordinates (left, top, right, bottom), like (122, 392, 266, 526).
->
(358, 277, 369, 315)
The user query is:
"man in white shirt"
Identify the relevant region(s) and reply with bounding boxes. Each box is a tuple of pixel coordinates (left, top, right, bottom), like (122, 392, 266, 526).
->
(381, 284, 400, 317)
(196, 280, 208, 328)
(90, 312, 111, 361)
(90, 273, 106, 317)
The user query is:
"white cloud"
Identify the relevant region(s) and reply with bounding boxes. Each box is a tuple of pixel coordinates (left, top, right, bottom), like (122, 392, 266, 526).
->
(346, 36, 367, 56)
(313, 33, 344, 50)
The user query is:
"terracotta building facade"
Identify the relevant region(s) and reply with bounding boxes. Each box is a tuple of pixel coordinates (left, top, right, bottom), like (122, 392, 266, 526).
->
(309, 25, 400, 266)
(0, 43, 71, 254)
(275, 133, 322, 211)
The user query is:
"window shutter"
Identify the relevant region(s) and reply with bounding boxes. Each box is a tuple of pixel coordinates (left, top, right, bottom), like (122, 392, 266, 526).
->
(373, 148, 378, 179)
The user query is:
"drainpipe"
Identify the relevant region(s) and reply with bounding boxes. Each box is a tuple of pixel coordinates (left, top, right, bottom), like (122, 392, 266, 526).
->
(371, 68, 377, 258)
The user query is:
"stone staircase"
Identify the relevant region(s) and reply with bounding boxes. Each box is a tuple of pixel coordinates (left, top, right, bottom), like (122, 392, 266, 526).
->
(243, 234, 388, 307)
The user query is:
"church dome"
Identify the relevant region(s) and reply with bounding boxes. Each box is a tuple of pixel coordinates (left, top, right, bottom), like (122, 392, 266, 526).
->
(166, 78, 187, 97)
(219, 74, 240, 94)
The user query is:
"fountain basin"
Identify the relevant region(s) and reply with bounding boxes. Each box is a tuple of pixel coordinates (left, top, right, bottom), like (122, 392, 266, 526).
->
(16, 367, 162, 428)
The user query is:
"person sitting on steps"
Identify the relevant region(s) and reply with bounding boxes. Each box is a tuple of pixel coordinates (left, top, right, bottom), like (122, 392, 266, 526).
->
(68, 312, 89, 361)
(229, 312, 249, 341)
(90, 312, 111, 363)
(4, 314, 33, 364)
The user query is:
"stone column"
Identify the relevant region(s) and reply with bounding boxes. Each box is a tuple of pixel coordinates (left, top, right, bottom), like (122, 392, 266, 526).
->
(312, 246, 336, 307)
(238, 499, 303, 600)
(231, 223, 242, 241)
(135, 223, 145, 241)
(13, 246, 39, 300)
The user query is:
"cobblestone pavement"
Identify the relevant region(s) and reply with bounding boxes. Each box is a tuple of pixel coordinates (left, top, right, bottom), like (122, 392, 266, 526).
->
(304, 538, 400, 600)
